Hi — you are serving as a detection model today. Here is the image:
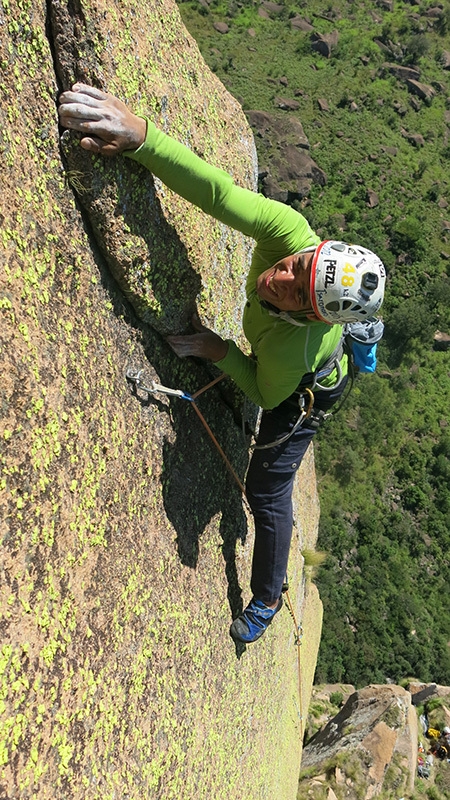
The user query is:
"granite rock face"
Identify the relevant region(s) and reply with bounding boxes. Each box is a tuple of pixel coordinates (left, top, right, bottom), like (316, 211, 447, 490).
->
(0, 1, 320, 798)
(50, 0, 256, 336)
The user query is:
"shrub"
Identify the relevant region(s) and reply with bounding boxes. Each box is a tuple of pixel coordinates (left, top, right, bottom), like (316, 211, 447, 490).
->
(390, 217, 426, 258)
(329, 691, 343, 707)
(405, 34, 430, 63)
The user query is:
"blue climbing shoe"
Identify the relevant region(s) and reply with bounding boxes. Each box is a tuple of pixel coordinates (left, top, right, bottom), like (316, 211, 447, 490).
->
(230, 596, 283, 643)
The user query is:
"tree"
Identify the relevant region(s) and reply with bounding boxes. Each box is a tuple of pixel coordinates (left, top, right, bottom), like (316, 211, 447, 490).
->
(385, 297, 435, 346)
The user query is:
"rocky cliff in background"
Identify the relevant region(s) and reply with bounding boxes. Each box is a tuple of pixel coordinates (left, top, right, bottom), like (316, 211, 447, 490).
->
(299, 684, 417, 799)
(0, 0, 321, 798)
(299, 680, 450, 798)
(245, 110, 327, 204)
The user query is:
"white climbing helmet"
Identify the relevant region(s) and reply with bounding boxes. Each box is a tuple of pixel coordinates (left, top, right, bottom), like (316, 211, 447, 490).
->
(309, 240, 386, 324)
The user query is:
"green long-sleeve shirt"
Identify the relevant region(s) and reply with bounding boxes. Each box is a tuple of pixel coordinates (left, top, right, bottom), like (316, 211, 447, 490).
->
(126, 120, 347, 409)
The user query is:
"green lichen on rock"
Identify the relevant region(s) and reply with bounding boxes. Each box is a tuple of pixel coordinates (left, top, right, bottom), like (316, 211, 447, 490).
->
(0, 1, 318, 798)
(51, 0, 256, 338)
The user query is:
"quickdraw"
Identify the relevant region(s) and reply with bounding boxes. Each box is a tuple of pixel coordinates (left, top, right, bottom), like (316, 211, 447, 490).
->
(127, 369, 194, 401)
(126, 368, 245, 495)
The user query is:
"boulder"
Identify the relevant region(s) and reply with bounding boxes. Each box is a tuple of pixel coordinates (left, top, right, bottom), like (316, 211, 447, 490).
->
(410, 682, 450, 701)
(377, 38, 404, 60)
(274, 96, 301, 111)
(245, 110, 327, 201)
(317, 98, 330, 112)
(366, 189, 379, 208)
(401, 128, 426, 147)
(260, 0, 284, 14)
(213, 21, 229, 34)
(432, 331, 450, 350)
(374, 38, 391, 54)
(300, 685, 418, 799)
(247, 110, 310, 149)
(424, 5, 444, 17)
(405, 79, 436, 102)
(393, 101, 408, 116)
(311, 31, 339, 58)
(290, 16, 314, 32)
(384, 62, 421, 81)
(382, 146, 398, 156)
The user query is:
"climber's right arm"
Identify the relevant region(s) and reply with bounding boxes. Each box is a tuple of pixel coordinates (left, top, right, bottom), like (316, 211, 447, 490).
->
(127, 120, 319, 264)
(58, 83, 308, 247)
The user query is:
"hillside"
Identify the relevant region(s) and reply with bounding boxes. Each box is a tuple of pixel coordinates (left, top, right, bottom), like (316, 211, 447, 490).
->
(176, 0, 450, 687)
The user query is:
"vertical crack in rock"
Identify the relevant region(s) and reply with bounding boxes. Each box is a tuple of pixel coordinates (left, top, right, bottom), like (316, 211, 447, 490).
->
(46, 0, 202, 338)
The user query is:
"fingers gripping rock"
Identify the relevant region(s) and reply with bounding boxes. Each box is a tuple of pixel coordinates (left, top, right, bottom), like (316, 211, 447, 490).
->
(58, 84, 146, 155)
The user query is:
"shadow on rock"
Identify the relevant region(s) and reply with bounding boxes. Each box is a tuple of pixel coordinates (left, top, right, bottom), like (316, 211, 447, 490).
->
(161, 383, 249, 620)
(60, 130, 202, 336)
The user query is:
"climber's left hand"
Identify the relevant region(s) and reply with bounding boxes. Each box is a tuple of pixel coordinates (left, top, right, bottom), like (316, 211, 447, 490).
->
(167, 315, 229, 362)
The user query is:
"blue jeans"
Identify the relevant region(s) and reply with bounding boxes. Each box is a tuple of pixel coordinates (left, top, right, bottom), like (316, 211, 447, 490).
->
(245, 378, 347, 605)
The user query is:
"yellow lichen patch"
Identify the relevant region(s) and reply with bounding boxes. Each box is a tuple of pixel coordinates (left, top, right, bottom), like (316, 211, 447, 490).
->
(0, 0, 315, 798)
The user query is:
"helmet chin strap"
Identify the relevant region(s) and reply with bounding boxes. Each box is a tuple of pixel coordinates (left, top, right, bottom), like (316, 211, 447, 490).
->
(258, 299, 309, 327)
(273, 311, 308, 327)
(297, 245, 318, 254)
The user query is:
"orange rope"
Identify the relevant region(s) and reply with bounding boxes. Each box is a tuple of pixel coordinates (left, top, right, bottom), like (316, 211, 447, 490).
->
(191, 372, 227, 399)
(283, 586, 304, 739)
(190, 401, 246, 495)
(160, 372, 304, 735)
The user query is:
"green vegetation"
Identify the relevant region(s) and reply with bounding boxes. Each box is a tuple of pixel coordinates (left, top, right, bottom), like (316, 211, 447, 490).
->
(298, 750, 373, 800)
(177, 0, 450, 688)
(329, 691, 343, 707)
(412, 768, 450, 800)
(426, 697, 449, 730)
(303, 693, 343, 742)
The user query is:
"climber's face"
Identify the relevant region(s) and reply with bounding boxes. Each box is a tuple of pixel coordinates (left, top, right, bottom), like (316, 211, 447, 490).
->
(256, 251, 315, 314)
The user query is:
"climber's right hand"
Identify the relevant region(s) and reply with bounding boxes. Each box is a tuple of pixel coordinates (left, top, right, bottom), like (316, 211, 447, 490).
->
(58, 84, 147, 156)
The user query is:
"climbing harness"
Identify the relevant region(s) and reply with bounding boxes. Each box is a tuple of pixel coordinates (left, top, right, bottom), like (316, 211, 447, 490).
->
(254, 336, 345, 451)
(298, 339, 345, 393)
(254, 388, 315, 451)
(126, 366, 306, 738)
(255, 317, 385, 451)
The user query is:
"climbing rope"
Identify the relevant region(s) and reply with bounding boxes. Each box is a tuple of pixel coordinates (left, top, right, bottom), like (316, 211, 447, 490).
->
(283, 581, 304, 740)
(126, 369, 246, 495)
(127, 368, 305, 739)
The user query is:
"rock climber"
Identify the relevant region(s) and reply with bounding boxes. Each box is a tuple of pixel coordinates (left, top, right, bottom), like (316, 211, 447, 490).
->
(58, 84, 386, 644)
